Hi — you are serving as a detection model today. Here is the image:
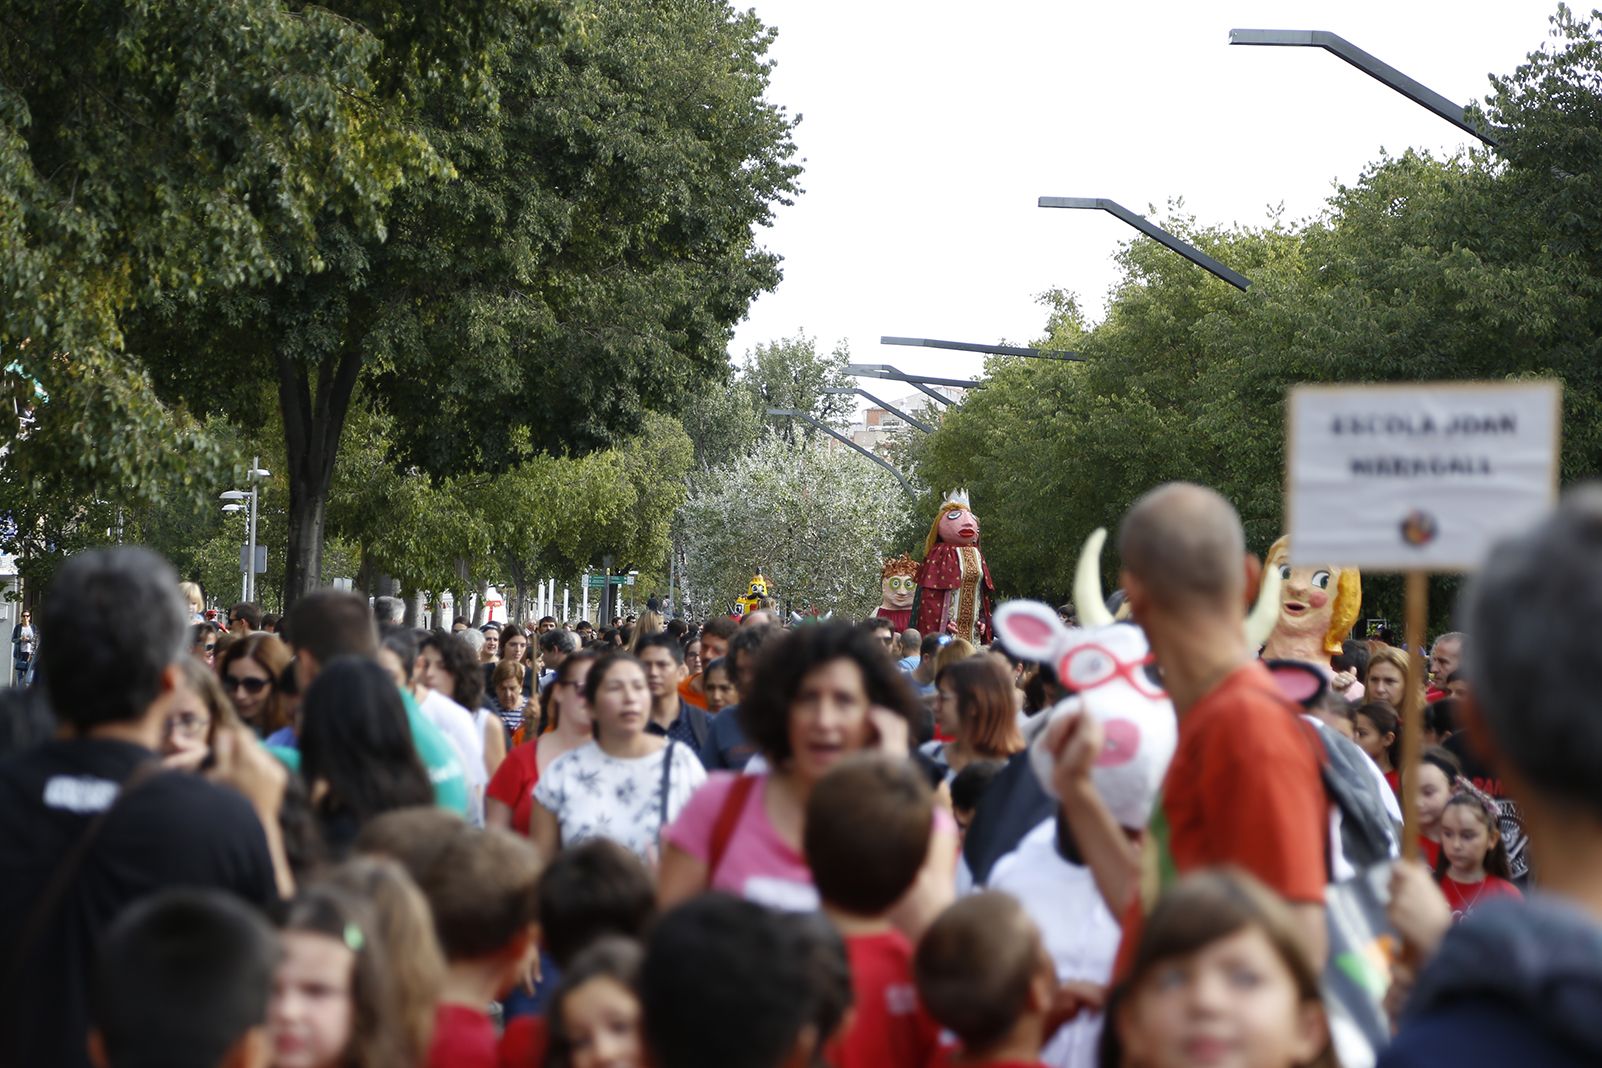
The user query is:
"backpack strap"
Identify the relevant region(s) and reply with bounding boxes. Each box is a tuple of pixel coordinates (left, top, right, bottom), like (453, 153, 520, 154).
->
(656, 740, 677, 843)
(707, 774, 759, 883)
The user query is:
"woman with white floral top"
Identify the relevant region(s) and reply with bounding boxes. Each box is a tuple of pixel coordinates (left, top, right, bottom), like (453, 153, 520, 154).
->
(532, 651, 706, 863)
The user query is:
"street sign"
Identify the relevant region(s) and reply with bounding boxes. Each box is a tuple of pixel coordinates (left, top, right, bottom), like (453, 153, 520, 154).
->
(1286, 381, 1561, 571)
(585, 574, 635, 588)
(238, 545, 267, 575)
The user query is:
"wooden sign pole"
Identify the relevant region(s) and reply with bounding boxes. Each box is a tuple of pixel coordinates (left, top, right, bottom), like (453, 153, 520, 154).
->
(1399, 571, 1428, 860)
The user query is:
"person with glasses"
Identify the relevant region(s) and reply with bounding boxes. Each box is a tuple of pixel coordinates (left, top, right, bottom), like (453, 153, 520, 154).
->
(188, 622, 217, 667)
(160, 658, 245, 773)
(227, 602, 261, 636)
(215, 633, 291, 738)
(486, 650, 600, 837)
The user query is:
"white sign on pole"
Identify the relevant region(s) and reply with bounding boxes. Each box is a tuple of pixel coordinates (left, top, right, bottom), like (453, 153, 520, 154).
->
(1286, 381, 1561, 571)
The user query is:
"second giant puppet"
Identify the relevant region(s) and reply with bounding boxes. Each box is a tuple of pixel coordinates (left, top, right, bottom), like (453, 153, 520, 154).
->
(911, 491, 993, 644)
(875, 554, 918, 631)
(1261, 535, 1361, 672)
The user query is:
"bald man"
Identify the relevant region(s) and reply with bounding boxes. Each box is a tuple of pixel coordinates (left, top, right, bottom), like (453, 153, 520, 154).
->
(1047, 483, 1328, 971)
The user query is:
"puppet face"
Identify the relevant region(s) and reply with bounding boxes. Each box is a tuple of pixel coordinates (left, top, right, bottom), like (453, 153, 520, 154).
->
(937, 506, 979, 546)
(1266, 544, 1341, 643)
(748, 576, 768, 599)
(881, 573, 916, 610)
(994, 603, 1176, 830)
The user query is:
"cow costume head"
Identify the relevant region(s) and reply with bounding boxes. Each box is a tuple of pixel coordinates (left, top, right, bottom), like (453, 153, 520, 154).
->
(994, 529, 1283, 829)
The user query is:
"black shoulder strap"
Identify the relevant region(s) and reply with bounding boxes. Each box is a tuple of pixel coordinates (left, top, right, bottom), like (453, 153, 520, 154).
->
(657, 740, 677, 842)
(687, 705, 710, 752)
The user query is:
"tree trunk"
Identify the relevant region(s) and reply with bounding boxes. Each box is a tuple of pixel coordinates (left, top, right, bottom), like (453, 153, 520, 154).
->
(278, 345, 363, 609)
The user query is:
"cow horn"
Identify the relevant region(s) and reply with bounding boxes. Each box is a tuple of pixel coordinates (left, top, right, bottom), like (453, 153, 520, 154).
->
(1244, 561, 1283, 650)
(1073, 528, 1116, 628)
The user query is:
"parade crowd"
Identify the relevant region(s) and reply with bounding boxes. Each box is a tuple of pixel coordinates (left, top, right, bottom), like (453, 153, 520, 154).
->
(2, 479, 1600, 1068)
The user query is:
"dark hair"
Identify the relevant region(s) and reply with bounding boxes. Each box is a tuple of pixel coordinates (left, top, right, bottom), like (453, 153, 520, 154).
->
(261, 613, 279, 633)
(804, 755, 932, 916)
(641, 896, 850, 1068)
(378, 623, 419, 684)
(666, 619, 690, 641)
(287, 590, 378, 664)
(229, 602, 262, 631)
(1419, 745, 1462, 786)
(703, 656, 730, 682)
(1354, 701, 1401, 767)
(915, 891, 1043, 1052)
(863, 616, 895, 636)
(408, 826, 542, 961)
(1426, 697, 1462, 739)
(42, 547, 188, 730)
(1333, 638, 1370, 679)
(282, 884, 412, 1068)
(188, 621, 212, 648)
(1435, 792, 1512, 881)
(635, 632, 685, 665)
(539, 616, 558, 626)
(439, 633, 485, 710)
(452, 616, 468, 628)
(1445, 669, 1465, 685)
(1103, 869, 1334, 1068)
(537, 839, 656, 969)
(950, 759, 1006, 814)
(583, 651, 646, 708)
(939, 657, 1024, 758)
(0, 686, 55, 756)
(540, 649, 600, 734)
(215, 632, 292, 734)
(546, 938, 646, 1068)
(499, 623, 529, 649)
(739, 622, 921, 766)
(540, 628, 580, 655)
(724, 622, 777, 681)
(920, 632, 944, 658)
(298, 657, 434, 843)
(701, 616, 739, 642)
(92, 889, 276, 1068)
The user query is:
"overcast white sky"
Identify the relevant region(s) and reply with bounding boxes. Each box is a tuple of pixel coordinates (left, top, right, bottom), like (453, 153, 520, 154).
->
(728, 0, 1564, 386)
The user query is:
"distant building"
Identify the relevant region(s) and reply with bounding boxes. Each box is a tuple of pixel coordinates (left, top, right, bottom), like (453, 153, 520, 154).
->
(848, 386, 967, 454)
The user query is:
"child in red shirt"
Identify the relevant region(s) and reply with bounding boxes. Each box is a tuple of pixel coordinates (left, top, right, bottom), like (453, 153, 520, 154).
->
(803, 756, 943, 1068)
(914, 892, 1058, 1068)
(1437, 790, 1523, 922)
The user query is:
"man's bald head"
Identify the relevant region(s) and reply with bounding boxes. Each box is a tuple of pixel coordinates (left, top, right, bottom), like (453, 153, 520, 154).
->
(1118, 483, 1246, 613)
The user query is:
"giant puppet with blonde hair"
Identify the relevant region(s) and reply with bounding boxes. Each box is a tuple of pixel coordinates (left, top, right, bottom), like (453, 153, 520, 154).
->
(1260, 534, 1362, 671)
(911, 490, 994, 644)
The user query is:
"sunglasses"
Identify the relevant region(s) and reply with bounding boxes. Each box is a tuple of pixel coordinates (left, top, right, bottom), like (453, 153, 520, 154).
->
(223, 675, 272, 695)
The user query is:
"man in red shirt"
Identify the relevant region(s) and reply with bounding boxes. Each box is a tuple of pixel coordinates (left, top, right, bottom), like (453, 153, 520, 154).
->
(1047, 483, 1328, 971)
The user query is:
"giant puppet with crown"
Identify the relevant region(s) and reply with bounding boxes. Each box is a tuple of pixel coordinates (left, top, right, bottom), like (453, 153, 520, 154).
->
(911, 490, 994, 644)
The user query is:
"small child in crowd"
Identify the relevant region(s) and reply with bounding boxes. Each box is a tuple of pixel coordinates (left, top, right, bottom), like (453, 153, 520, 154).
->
(90, 889, 278, 1068)
(702, 656, 737, 713)
(1352, 701, 1401, 794)
(640, 894, 852, 1068)
(1104, 869, 1334, 1068)
(269, 885, 412, 1068)
(1436, 789, 1523, 921)
(501, 838, 657, 1067)
(1413, 748, 1462, 869)
(950, 758, 1005, 844)
(803, 755, 942, 1068)
(914, 892, 1058, 1068)
(544, 937, 646, 1068)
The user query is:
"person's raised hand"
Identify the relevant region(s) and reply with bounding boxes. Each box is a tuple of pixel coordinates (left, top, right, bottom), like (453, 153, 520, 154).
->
(1388, 858, 1451, 962)
(866, 705, 911, 757)
(1044, 980, 1106, 1033)
(1331, 670, 1357, 693)
(207, 724, 287, 818)
(1044, 706, 1103, 800)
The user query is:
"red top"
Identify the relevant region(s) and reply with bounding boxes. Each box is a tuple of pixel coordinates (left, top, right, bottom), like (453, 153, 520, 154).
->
(1118, 662, 1328, 977)
(1384, 768, 1401, 798)
(498, 1014, 548, 1068)
(1419, 835, 1441, 869)
(429, 1004, 498, 1068)
(1441, 875, 1522, 922)
(826, 929, 941, 1068)
(485, 741, 542, 835)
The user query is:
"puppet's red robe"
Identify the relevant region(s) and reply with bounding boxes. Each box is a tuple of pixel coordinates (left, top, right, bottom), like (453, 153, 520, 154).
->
(912, 543, 993, 644)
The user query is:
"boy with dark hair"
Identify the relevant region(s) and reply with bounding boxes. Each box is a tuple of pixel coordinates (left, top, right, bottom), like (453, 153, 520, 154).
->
(376, 817, 542, 1068)
(642, 895, 852, 1068)
(950, 759, 1006, 842)
(803, 755, 941, 1068)
(89, 888, 278, 1068)
(0, 547, 287, 1068)
(637, 632, 710, 753)
(914, 893, 1057, 1067)
(499, 839, 659, 1066)
(700, 622, 777, 770)
(228, 601, 262, 635)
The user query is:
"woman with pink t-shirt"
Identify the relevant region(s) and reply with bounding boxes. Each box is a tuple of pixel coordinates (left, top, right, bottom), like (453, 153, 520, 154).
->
(659, 622, 957, 930)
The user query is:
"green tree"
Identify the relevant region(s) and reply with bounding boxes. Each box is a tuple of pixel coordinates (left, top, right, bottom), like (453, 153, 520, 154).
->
(681, 434, 905, 618)
(739, 333, 855, 444)
(129, 0, 800, 605)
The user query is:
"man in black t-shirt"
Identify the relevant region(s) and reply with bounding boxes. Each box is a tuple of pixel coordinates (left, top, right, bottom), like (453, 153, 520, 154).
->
(0, 547, 284, 1068)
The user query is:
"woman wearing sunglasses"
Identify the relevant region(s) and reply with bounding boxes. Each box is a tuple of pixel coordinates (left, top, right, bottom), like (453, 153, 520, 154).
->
(216, 632, 292, 737)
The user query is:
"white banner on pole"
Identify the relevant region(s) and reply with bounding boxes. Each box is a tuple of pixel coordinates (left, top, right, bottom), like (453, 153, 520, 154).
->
(1286, 381, 1561, 571)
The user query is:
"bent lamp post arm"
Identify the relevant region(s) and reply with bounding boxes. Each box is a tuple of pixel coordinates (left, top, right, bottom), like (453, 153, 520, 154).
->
(766, 408, 916, 495)
(880, 336, 1082, 362)
(1038, 198, 1252, 290)
(1228, 29, 1500, 147)
(823, 386, 934, 435)
(843, 364, 978, 406)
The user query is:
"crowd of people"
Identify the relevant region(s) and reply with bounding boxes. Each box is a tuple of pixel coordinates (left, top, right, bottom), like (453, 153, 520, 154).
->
(1, 479, 1600, 1068)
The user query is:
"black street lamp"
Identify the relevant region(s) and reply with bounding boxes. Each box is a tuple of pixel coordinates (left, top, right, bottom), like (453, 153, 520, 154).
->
(1037, 197, 1251, 290)
(765, 407, 915, 495)
(880, 336, 1081, 362)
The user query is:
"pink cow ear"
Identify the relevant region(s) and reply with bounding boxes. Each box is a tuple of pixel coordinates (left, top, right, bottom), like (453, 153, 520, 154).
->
(993, 601, 1066, 662)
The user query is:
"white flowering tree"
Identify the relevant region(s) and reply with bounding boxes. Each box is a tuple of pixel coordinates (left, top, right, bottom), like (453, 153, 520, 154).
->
(680, 434, 908, 619)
